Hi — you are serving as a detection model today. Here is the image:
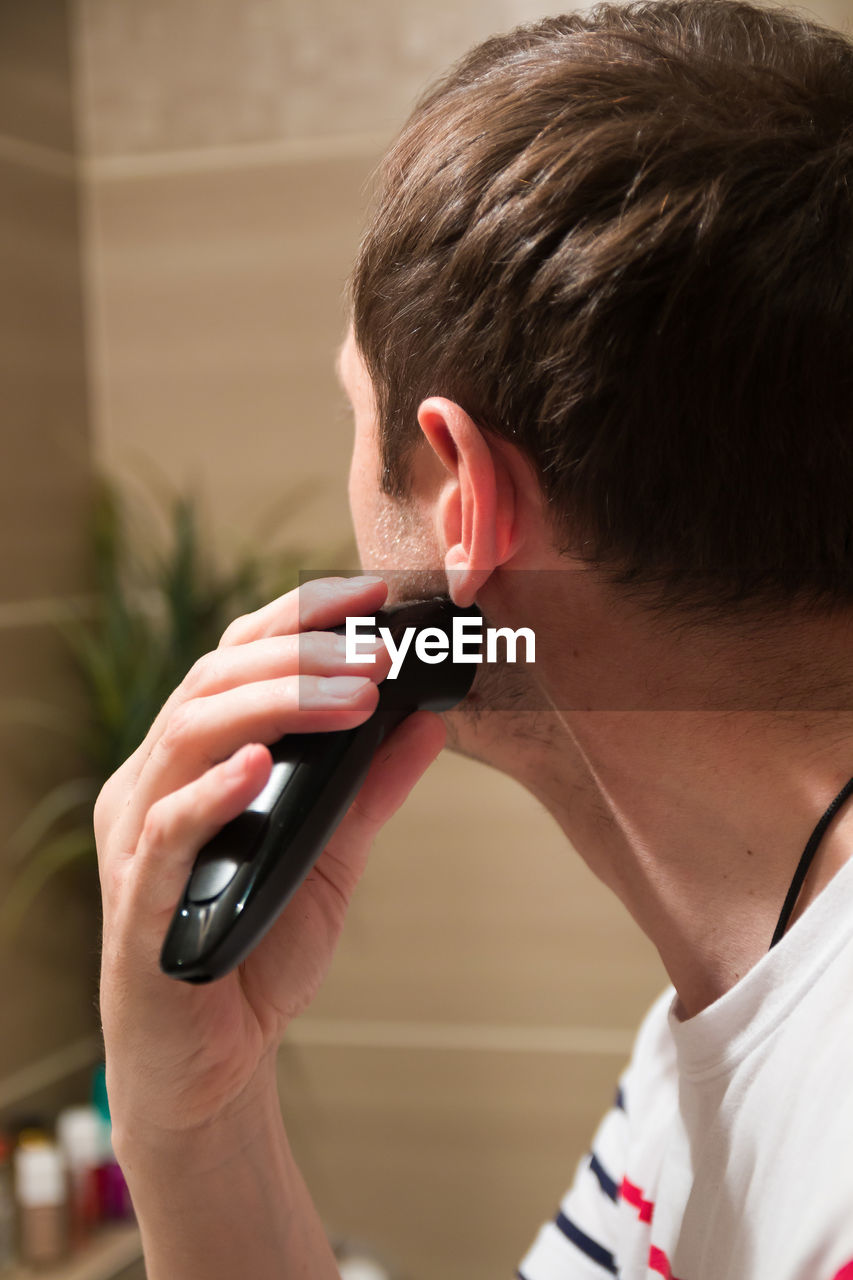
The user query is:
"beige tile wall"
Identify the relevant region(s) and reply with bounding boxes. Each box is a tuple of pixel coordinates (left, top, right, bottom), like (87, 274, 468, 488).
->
(83, 147, 378, 560)
(0, 0, 849, 1263)
(0, 0, 101, 1113)
(70, 0, 852, 1275)
(0, 1, 77, 152)
(280, 1040, 626, 1280)
(281, 752, 664, 1279)
(304, 751, 663, 1032)
(74, 6, 670, 1273)
(0, 645, 101, 1110)
(75, 0, 573, 155)
(0, 153, 92, 601)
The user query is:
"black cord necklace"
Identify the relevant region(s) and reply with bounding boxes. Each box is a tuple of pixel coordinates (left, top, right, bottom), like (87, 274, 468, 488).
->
(769, 775, 853, 950)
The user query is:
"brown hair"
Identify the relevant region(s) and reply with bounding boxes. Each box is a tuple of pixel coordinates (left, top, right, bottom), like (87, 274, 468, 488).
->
(350, 0, 853, 613)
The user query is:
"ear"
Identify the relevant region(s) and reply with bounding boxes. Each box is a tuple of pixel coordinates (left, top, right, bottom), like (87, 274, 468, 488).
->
(417, 396, 518, 607)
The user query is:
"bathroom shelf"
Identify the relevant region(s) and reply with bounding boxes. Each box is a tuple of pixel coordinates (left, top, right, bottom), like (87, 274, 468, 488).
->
(8, 1222, 143, 1280)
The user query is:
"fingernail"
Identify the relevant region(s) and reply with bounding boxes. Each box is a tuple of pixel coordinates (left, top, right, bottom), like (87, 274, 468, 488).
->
(344, 575, 384, 589)
(325, 676, 373, 699)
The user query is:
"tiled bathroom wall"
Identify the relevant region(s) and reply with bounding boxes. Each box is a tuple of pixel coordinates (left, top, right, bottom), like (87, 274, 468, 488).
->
(71, 0, 853, 1276)
(72, 4, 669, 1276)
(0, 1, 101, 1109)
(3, 0, 852, 1275)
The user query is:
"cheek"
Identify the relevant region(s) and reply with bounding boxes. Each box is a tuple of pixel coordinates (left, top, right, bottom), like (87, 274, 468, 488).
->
(347, 421, 380, 562)
(346, 416, 442, 574)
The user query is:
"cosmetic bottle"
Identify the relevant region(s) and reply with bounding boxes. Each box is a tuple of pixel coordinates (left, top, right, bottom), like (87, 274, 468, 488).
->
(339, 1259, 392, 1280)
(90, 1065, 133, 1221)
(0, 1132, 15, 1272)
(56, 1106, 102, 1248)
(13, 1134, 68, 1267)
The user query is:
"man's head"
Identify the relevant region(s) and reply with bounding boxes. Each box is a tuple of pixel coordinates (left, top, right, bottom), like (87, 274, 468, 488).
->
(348, 0, 853, 618)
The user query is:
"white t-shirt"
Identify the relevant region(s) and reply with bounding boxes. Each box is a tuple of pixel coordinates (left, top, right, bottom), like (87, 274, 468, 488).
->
(517, 850, 853, 1280)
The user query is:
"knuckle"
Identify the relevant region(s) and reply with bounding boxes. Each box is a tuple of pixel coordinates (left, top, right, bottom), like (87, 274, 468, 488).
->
(141, 799, 171, 854)
(100, 858, 126, 905)
(277, 631, 301, 666)
(183, 651, 216, 695)
(295, 632, 329, 671)
(259, 679, 299, 737)
(159, 701, 198, 755)
(348, 793, 383, 837)
(219, 612, 252, 648)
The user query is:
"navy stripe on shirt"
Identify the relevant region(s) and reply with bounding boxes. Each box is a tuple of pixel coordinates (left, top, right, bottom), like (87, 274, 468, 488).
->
(555, 1209, 618, 1274)
(589, 1151, 620, 1202)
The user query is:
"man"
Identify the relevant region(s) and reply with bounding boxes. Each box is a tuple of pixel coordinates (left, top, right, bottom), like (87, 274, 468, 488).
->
(94, 1, 853, 1277)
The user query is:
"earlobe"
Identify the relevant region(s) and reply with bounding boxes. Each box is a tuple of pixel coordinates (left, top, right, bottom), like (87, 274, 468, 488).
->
(418, 396, 518, 607)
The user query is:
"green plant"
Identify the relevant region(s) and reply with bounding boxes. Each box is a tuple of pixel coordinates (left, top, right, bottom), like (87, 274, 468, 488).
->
(0, 474, 324, 940)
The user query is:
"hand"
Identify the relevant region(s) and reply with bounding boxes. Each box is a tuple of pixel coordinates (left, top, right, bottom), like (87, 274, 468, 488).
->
(95, 576, 446, 1143)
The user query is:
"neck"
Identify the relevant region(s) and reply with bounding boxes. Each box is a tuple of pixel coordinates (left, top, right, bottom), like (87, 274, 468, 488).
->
(552, 713, 853, 1017)
(458, 577, 853, 1019)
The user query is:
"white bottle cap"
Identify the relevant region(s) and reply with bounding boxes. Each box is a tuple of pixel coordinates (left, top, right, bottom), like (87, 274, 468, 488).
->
(339, 1259, 391, 1280)
(56, 1107, 102, 1170)
(14, 1142, 66, 1207)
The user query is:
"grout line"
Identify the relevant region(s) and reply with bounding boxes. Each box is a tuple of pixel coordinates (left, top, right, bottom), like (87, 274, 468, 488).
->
(0, 1033, 103, 1114)
(81, 129, 391, 181)
(0, 1023, 633, 1118)
(0, 133, 78, 178)
(284, 1018, 636, 1057)
(0, 589, 167, 631)
(0, 596, 97, 631)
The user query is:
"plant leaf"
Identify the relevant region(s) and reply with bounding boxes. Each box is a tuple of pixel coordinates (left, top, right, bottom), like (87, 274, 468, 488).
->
(0, 697, 80, 740)
(7, 778, 99, 865)
(6, 468, 338, 917)
(0, 829, 98, 945)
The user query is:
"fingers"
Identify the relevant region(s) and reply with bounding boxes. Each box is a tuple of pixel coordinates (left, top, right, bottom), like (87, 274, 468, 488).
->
(187, 630, 391, 694)
(218, 575, 388, 647)
(219, 711, 449, 1006)
(154, 630, 391, 737)
(154, 575, 388, 751)
(98, 576, 391, 831)
(120, 674, 382, 845)
(116, 712, 445, 941)
(122, 743, 274, 922)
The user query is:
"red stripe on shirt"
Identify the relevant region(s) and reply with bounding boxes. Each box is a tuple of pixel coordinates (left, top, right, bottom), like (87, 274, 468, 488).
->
(832, 1263, 853, 1279)
(620, 1176, 654, 1224)
(620, 1178, 684, 1280)
(649, 1244, 684, 1280)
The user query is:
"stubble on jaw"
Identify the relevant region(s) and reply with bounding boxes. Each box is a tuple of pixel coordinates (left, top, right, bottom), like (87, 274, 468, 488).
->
(358, 480, 447, 604)
(359, 484, 560, 761)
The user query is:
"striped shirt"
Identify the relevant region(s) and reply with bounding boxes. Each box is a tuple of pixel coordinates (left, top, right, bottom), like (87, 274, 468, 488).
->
(517, 850, 853, 1280)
